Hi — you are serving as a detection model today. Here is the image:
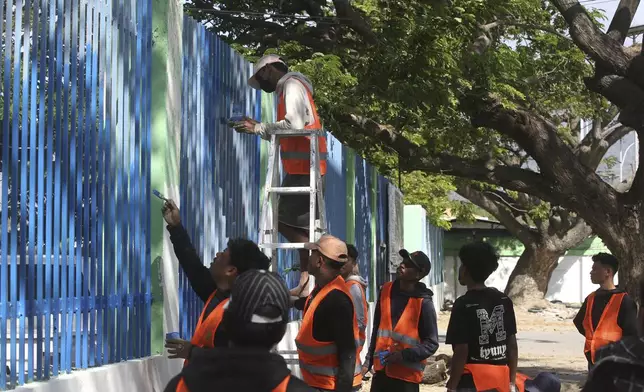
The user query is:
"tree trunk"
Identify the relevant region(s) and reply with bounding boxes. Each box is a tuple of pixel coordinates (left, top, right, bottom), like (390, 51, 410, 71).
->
(592, 211, 644, 302)
(504, 244, 564, 305)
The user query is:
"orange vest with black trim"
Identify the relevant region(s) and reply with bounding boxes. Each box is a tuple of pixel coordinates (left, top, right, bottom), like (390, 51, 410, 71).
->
(515, 372, 530, 392)
(296, 276, 362, 390)
(373, 282, 427, 384)
(346, 279, 369, 387)
(583, 291, 625, 363)
(462, 364, 510, 392)
(175, 374, 291, 392)
(184, 290, 229, 367)
(277, 78, 327, 176)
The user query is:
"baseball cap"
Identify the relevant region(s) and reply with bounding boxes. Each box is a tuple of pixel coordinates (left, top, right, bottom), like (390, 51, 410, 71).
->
(399, 249, 431, 278)
(224, 269, 290, 325)
(248, 54, 287, 90)
(525, 372, 561, 392)
(304, 234, 349, 263)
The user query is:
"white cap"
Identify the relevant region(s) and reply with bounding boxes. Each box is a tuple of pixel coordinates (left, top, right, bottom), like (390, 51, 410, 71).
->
(248, 54, 286, 90)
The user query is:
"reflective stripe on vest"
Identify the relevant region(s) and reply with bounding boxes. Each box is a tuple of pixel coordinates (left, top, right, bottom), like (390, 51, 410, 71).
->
(175, 374, 291, 392)
(295, 276, 361, 390)
(276, 78, 327, 176)
(372, 282, 426, 383)
(463, 363, 510, 392)
(183, 290, 229, 367)
(583, 291, 625, 363)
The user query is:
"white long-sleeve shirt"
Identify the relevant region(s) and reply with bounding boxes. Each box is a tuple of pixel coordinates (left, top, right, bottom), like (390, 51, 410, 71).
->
(254, 73, 316, 139)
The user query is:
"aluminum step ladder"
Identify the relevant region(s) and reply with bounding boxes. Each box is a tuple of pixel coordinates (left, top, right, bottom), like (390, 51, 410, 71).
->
(258, 128, 327, 265)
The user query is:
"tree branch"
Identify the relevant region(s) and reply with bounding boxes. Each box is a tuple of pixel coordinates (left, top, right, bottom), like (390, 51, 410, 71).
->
(575, 121, 632, 169)
(607, 0, 641, 44)
(335, 113, 558, 202)
(551, 0, 634, 77)
(457, 183, 537, 244)
(467, 96, 620, 207)
(479, 20, 571, 42)
(553, 215, 592, 249)
(585, 75, 644, 128)
(331, 0, 377, 44)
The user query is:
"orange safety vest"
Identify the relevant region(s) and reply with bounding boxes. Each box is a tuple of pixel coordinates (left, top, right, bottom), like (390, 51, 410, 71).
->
(346, 279, 369, 387)
(277, 78, 327, 176)
(296, 276, 362, 390)
(373, 282, 427, 384)
(515, 372, 530, 392)
(462, 364, 510, 392)
(583, 291, 625, 363)
(175, 374, 291, 392)
(184, 290, 229, 367)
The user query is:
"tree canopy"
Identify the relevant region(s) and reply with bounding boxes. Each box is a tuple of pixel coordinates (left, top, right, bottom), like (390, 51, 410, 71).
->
(186, 0, 644, 296)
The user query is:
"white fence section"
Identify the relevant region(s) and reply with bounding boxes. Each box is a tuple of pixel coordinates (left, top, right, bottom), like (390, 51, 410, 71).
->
(443, 255, 619, 304)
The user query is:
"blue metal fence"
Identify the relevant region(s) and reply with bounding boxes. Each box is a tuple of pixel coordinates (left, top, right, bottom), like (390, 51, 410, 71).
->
(354, 155, 374, 301)
(0, 0, 152, 388)
(179, 17, 261, 339)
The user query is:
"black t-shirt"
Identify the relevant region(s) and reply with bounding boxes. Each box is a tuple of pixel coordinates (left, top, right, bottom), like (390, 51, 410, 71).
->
(445, 287, 517, 366)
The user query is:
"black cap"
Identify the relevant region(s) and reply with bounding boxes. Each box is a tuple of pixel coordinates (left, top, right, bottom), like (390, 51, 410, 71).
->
(525, 372, 561, 392)
(399, 249, 431, 278)
(225, 269, 290, 325)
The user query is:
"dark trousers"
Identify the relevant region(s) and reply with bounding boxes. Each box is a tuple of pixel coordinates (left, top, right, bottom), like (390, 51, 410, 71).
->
(370, 372, 419, 392)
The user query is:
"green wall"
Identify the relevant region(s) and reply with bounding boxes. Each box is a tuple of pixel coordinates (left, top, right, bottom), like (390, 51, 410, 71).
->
(150, 0, 181, 354)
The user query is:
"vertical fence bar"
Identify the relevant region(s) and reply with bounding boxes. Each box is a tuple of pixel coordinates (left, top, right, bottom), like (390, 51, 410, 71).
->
(0, 0, 9, 385)
(133, 0, 142, 359)
(36, 0, 48, 380)
(44, 0, 57, 378)
(143, 0, 152, 357)
(18, 0, 33, 384)
(94, 0, 106, 367)
(52, 0, 64, 377)
(123, 0, 133, 360)
(115, 0, 126, 363)
(27, 0, 40, 381)
(66, 0, 80, 373)
(10, 0, 24, 386)
(106, 0, 116, 364)
(59, 0, 71, 374)
(74, 0, 86, 370)
(128, 2, 138, 359)
(87, 0, 98, 369)
(81, 0, 92, 370)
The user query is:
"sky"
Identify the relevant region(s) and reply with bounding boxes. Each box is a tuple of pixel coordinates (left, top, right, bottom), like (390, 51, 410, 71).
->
(587, 0, 644, 40)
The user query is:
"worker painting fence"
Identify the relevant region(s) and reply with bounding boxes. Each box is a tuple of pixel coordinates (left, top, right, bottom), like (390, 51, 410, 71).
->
(0, 0, 153, 389)
(178, 17, 261, 340)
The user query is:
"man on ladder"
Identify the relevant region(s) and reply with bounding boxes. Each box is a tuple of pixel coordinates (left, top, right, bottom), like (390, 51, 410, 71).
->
(233, 54, 327, 298)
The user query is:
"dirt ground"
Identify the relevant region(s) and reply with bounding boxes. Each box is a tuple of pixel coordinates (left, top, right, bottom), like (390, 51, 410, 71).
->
(360, 303, 587, 391)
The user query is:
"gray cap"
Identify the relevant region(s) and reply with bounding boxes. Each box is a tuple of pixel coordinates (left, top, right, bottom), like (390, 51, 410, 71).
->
(248, 54, 286, 90)
(225, 269, 290, 325)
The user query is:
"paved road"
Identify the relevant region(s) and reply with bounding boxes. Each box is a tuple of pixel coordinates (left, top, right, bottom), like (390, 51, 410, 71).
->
(438, 330, 584, 356)
(438, 330, 587, 383)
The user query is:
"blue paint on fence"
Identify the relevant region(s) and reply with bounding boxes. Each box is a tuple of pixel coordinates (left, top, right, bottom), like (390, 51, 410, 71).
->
(324, 137, 347, 240)
(0, 0, 153, 388)
(180, 17, 261, 339)
(354, 157, 373, 301)
(376, 176, 390, 290)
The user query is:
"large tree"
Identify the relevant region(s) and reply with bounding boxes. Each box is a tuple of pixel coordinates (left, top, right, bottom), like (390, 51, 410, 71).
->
(456, 113, 631, 300)
(186, 0, 644, 296)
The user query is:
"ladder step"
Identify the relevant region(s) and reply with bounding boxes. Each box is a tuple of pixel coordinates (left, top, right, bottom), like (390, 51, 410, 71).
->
(260, 243, 310, 249)
(268, 129, 324, 136)
(267, 186, 314, 194)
